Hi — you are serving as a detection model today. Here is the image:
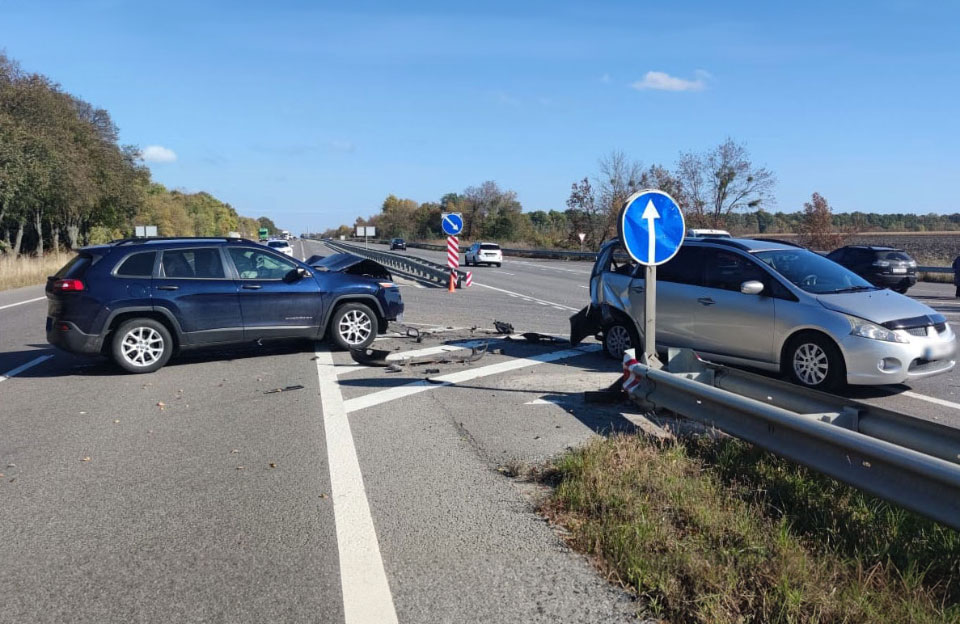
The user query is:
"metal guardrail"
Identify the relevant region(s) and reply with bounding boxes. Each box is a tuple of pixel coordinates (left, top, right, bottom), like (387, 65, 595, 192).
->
(324, 239, 469, 287)
(623, 349, 960, 530)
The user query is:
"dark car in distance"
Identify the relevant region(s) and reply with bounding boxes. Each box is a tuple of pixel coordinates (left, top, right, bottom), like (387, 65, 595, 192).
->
(46, 237, 403, 373)
(826, 245, 917, 293)
(390, 238, 406, 250)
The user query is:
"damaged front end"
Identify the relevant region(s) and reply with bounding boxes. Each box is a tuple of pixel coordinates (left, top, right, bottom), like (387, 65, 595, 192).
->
(305, 253, 393, 280)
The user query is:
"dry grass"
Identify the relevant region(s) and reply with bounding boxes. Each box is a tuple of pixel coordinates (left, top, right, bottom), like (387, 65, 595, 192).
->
(0, 253, 73, 291)
(541, 434, 960, 623)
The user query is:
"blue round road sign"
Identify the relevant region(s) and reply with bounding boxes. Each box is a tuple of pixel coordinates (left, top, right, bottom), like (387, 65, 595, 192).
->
(618, 190, 685, 266)
(441, 213, 463, 236)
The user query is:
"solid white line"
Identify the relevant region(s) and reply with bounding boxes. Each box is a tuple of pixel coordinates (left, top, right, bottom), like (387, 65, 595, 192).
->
(472, 282, 580, 311)
(314, 349, 398, 624)
(0, 296, 45, 311)
(0, 354, 54, 382)
(902, 391, 960, 411)
(343, 344, 601, 413)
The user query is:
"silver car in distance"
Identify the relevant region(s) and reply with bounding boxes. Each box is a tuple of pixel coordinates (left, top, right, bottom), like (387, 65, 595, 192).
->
(586, 237, 956, 391)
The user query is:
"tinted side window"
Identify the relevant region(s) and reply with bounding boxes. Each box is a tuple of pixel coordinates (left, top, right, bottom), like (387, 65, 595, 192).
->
(228, 248, 297, 280)
(703, 249, 768, 291)
(162, 248, 226, 279)
(657, 247, 704, 285)
(116, 251, 156, 277)
(826, 249, 845, 262)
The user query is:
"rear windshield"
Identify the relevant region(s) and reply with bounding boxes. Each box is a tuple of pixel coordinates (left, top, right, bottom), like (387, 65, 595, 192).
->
(53, 254, 91, 279)
(268, 241, 288, 248)
(878, 251, 911, 261)
(480, 244, 500, 250)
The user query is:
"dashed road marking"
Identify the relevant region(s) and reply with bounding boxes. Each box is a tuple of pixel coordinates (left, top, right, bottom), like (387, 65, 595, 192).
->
(0, 354, 54, 383)
(472, 282, 580, 312)
(343, 344, 601, 413)
(314, 348, 399, 624)
(902, 391, 960, 411)
(0, 296, 46, 311)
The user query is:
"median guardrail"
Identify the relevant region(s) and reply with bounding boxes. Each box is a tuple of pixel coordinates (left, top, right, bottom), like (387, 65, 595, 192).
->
(623, 349, 960, 530)
(324, 239, 469, 288)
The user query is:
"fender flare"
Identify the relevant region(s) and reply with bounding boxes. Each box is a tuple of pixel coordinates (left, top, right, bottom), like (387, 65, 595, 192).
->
(321, 294, 386, 335)
(102, 306, 186, 344)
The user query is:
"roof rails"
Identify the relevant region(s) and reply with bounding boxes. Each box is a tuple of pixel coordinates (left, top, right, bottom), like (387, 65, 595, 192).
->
(689, 238, 752, 251)
(749, 237, 805, 248)
(110, 236, 255, 246)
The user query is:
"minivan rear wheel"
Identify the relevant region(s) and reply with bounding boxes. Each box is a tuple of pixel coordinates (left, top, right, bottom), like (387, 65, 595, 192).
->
(602, 319, 639, 360)
(785, 333, 845, 391)
(112, 318, 173, 374)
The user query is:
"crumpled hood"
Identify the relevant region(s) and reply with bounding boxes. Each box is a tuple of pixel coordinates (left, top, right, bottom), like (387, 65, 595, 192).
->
(305, 253, 392, 279)
(817, 289, 936, 324)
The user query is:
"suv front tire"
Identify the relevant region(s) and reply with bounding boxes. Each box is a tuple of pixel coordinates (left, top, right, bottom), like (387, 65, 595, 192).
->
(329, 302, 379, 350)
(111, 318, 174, 374)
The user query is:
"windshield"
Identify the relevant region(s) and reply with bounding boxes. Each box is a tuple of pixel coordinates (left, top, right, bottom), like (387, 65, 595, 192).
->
(481, 244, 500, 251)
(754, 249, 876, 294)
(268, 241, 288, 248)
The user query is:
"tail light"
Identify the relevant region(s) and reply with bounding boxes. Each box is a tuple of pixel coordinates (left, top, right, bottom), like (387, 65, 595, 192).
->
(54, 279, 85, 292)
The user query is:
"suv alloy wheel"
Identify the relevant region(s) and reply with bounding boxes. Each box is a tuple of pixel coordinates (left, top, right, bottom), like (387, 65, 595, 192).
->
(330, 302, 379, 350)
(111, 318, 174, 374)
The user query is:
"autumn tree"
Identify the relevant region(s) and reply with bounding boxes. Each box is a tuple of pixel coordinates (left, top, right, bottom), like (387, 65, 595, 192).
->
(799, 192, 844, 250)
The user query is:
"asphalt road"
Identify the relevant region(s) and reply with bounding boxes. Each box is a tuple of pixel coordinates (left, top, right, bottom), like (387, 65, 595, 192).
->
(1, 237, 958, 623)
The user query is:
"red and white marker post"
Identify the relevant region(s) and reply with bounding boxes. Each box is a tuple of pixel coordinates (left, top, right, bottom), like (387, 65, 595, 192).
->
(447, 235, 459, 292)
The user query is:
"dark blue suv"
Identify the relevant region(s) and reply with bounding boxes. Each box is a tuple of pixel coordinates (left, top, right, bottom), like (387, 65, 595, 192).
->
(46, 237, 404, 373)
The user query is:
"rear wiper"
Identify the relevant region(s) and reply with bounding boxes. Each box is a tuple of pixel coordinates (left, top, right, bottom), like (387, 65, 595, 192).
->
(828, 285, 876, 294)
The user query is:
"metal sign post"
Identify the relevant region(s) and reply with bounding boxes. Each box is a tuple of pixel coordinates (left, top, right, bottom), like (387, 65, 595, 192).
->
(441, 213, 464, 293)
(618, 190, 685, 365)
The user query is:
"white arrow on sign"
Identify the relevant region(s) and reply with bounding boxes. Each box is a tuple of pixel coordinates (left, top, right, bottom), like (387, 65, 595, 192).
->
(640, 199, 660, 263)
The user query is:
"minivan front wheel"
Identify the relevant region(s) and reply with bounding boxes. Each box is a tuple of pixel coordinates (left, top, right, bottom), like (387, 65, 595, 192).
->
(602, 319, 639, 360)
(112, 318, 173, 374)
(786, 333, 844, 391)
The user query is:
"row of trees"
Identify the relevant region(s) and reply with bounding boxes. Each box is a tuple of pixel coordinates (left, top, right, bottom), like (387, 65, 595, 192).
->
(320, 139, 960, 249)
(0, 53, 268, 256)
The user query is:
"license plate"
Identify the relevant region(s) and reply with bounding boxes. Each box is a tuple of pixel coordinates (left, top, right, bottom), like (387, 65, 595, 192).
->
(924, 342, 956, 360)
(892, 267, 906, 274)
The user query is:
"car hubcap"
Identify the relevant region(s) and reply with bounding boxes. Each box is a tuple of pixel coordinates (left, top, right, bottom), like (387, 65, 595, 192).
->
(339, 310, 372, 346)
(606, 325, 631, 357)
(121, 327, 164, 367)
(794, 343, 828, 385)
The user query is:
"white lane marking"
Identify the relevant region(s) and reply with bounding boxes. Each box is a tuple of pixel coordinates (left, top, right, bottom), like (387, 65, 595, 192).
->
(902, 391, 960, 411)
(498, 271, 516, 276)
(0, 354, 54, 382)
(336, 340, 489, 375)
(314, 348, 399, 624)
(472, 282, 580, 311)
(0, 296, 46, 311)
(343, 344, 601, 413)
(525, 397, 565, 405)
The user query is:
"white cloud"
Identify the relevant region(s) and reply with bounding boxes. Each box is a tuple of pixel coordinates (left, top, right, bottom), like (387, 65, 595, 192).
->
(600, 73, 611, 84)
(141, 145, 177, 163)
(631, 70, 709, 92)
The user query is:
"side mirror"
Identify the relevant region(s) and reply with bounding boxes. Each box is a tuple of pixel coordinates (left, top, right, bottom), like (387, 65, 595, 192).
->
(284, 267, 310, 283)
(740, 280, 764, 295)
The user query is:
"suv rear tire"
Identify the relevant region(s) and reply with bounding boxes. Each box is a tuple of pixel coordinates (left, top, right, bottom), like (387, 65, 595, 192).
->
(329, 302, 379, 350)
(602, 318, 639, 360)
(785, 332, 845, 391)
(111, 318, 174, 374)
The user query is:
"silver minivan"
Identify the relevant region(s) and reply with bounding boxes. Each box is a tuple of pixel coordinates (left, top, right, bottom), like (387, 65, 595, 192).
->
(584, 237, 956, 390)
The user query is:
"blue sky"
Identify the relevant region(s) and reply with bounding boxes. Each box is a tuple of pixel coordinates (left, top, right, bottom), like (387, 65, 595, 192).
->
(2, 0, 958, 232)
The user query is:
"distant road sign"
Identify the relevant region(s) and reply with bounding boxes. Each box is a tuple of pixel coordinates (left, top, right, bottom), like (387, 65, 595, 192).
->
(618, 190, 685, 266)
(441, 213, 463, 236)
(577, 232, 586, 243)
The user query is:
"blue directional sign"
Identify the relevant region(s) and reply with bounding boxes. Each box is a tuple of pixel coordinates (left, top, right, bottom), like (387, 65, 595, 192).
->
(618, 190, 685, 266)
(441, 212, 464, 236)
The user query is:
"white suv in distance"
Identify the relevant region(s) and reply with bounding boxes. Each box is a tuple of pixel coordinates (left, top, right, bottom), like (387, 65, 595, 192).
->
(266, 239, 294, 257)
(465, 242, 502, 267)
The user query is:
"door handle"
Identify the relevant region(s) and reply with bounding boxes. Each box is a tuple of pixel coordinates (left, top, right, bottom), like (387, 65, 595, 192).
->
(697, 297, 715, 306)
(157, 285, 179, 291)
(242, 284, 262, 290)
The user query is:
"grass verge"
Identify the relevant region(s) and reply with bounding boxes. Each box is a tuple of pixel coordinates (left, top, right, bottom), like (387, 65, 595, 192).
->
(540, 434, 960, 623)
(0, 253, 72, 291)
